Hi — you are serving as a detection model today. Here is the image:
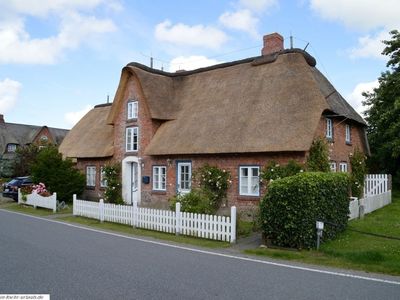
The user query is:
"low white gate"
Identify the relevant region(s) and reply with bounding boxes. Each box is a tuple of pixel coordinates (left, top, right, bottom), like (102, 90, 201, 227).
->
(349, 174, 392, 220)
(73, 195, 237, 243)
(18, 189, 57, 212)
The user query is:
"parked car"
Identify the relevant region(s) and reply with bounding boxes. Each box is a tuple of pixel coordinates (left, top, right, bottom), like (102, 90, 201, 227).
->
(2, 177, 33, 201)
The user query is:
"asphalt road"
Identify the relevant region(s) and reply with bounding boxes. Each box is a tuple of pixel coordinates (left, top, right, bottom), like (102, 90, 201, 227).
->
(0, 210, 399, 300)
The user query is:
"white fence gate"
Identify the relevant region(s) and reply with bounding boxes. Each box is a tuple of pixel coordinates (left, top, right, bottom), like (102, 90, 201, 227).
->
(349, 174, 392, 220)
(73, 195, 237, 243)
(18, 189, 57, 212)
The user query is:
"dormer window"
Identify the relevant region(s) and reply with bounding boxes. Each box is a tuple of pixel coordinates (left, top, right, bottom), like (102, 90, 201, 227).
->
(127, 101, 138, 120)
(7, 143, 18, 153)
(326, 118, 333, 139)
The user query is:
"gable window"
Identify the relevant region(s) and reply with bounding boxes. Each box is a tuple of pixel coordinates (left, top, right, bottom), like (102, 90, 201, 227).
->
(345, 124, 351, 144)
(326, 118, 333, 139)
(330, 162, 337, 172)
(100, 167, 107, 187)
(126, 127, 139, 152)
(239, 166, 260, 196)
(153, 166, 166, 191)
(7, 144, 18, 153)
(339, 162, 348, 172)
(86, 166, 96, 187)
(127, 101, 138, 119)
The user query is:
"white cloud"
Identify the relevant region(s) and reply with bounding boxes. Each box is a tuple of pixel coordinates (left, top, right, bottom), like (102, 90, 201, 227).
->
(169, 56, 223, 72)
(1, 0, 110, 17)
(346, 80, 379, 115)
(64, 104, 93, 126)
(239, 0, 277, 12)
(0, 78, 22, 114)
(219, 9, 259, 38)
(154, 20, 228, 49)
(310, 0, 400, 31)
(0, 13, 116, 64)
(349, 30, 390, 60)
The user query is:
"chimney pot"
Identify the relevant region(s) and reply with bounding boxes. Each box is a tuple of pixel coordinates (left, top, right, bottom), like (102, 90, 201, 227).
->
(0, 114, 4, 124)
(262, 32, 284, 56)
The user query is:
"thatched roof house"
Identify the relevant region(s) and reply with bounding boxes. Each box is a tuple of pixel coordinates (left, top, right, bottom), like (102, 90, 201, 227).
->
(0, 114, 69, 177)
(60, 32, 369, 207)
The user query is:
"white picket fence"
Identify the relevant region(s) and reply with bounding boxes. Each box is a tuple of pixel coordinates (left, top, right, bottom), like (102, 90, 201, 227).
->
(349, 174, 391, 220)
(73, 195, 237, 243)
(18, 188, 57, 212)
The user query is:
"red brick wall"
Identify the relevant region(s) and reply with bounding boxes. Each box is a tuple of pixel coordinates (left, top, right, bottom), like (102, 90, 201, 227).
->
(76, 158, 112, 200)
(32, 127, 55, 145)
(139, 152, 306, 211)
(314, 116, 367, 171)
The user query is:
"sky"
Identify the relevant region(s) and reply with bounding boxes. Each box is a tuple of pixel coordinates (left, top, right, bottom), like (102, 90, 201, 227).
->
(0, 0, 398, 129)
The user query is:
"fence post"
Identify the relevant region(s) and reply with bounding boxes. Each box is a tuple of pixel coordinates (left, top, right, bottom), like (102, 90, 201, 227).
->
(132, 201, 138, 228)
(230, 206, 237, 244)
(99, 199, 104, 222)
(73, 194, 76, 216)
(32, 190, 37, 209)
(175, 202, 181, 236)
(18, 188, 21, 204)
(52, 192, 57, 213)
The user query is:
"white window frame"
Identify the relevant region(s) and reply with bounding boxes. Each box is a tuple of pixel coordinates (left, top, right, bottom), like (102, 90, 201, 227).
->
(330, 162, 337, 172)
(339, 162, 348, 173)
(153, 166, 166, 191)
(86, 166, 96, 187)
(7, 144, 17, 152)
(345, 124, 351, 143)
(126, 127, 139, 152)
(127, 101, 138, 119)
(100, 167, 107, 187)
(326, 118, 333, 139)
(177, 162, 191, 194)
(239, 166, 260, 196)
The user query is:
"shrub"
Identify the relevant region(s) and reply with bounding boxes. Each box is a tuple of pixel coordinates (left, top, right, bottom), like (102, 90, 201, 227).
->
(260, 172, 350, 249)
(102, 163, 123, 204)
(30, 146, 85, 203)
(169, 189, 213, 214)
(261, 160, 304, 182)
(13, 144, 40, 177)
(306, 138, 330, 172)
(194, 164, 231, 212)
(350, 149, 367, 198)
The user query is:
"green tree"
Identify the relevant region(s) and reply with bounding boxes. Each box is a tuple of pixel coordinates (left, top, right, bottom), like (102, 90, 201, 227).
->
(13, 144, 40, 177)
(363, 30, 400, 185)
(30, 146, 85, 202)
(306, 138, 330, 172)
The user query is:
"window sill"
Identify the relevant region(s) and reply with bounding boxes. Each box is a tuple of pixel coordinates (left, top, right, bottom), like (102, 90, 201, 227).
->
(346, 142, 352, 146)
(152, 190, 167, 195)
(126, 118, 138, 124)
(237, 195, 260, 201)
(85, 186, 96, 190)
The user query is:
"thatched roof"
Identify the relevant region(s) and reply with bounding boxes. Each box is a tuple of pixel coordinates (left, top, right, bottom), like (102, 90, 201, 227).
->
(76, 49, 367, 157)
(59, 104, 113, 158)
(0, 121, 69, 156)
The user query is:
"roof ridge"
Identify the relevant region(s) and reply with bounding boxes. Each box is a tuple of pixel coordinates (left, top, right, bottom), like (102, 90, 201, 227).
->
(6, 122, 69, 131)
(126, 48, 316, 77)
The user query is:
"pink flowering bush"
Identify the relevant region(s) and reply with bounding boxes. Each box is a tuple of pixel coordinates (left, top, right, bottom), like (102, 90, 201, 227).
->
(32, 182, 50, 197)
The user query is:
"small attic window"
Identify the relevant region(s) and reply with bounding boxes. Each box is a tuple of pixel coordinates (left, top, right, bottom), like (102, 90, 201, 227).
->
(326, 118, 333, 139)
(40, 135, 48, 142)
(7, 144, 18, 153)
(127, 100, 138, 119)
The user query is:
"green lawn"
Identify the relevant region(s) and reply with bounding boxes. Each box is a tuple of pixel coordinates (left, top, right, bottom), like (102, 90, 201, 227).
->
(1, 202, 72, 216)
(58, 215, 230, 249)
(246, 189, 400, 276)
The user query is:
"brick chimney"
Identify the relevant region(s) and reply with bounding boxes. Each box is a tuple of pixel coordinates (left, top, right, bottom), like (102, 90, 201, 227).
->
(0, 114, 4, 125)
(262, 32, 284, 56)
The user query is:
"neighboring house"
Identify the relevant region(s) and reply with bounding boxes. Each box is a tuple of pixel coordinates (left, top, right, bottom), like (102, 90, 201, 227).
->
(0, 114, 69, 177)
(59, 32, 370, 209)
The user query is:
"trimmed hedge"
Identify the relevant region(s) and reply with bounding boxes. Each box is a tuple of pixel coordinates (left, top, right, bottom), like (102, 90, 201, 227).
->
(260, 172, 350, 249)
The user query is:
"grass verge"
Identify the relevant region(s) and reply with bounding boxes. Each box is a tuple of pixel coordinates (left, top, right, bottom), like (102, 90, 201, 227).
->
(58, 215, 230, 249)
(245, 189, 400, 276)
(1, 202, 72, 216)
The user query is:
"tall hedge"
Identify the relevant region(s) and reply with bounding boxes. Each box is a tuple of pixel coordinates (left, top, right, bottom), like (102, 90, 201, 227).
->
(260, 172, 350, 249)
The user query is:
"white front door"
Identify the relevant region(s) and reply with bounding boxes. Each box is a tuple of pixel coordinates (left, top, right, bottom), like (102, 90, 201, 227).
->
(122, 156, 141, 204)
(177, 162, 191, 194)
(131, 162, 139, 203)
